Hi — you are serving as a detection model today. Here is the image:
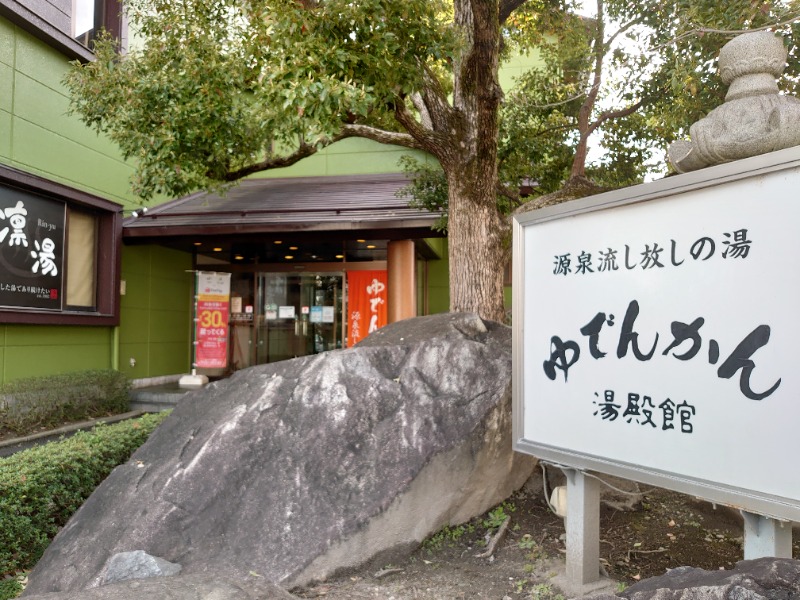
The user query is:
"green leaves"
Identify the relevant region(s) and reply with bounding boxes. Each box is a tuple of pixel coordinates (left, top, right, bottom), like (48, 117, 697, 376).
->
(65, 0, 454, 200)
(0, 413, 168, 578)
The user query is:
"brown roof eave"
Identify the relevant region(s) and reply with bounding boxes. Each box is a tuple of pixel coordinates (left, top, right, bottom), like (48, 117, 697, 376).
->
(122, 219, 442, 239)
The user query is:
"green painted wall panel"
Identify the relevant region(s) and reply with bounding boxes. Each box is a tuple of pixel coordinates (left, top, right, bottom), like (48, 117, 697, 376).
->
(14, 73, 125, 158)
(0, 63, 12, 112)
(325, 149, 408, 175)
(118, 307, 151, 344)
(118, 342, 150, 378)
(120, 272, 152, 310)
(149, 310, 191, 344)
(5, 324, 111, 346)
(118, 246, 193, 378)
(4, 341, 112, 381)
(149, 277, 192, 309)
(0, 111, 10, 159)
(13, 28, 70, 92)
(121, 245, 154, 276)
(12, 118, 132, 200)
(148, 342, 192, 376)
(0, 16, 138, 208)
(0, 19, 13, 67)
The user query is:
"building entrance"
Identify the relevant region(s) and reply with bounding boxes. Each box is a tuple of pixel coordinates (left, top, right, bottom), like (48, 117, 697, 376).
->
(229, 272, 345, 371)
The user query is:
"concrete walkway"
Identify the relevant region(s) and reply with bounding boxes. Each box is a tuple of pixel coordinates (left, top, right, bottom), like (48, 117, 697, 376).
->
(0, 376, 195, 457)
(0, 411, 148, 457)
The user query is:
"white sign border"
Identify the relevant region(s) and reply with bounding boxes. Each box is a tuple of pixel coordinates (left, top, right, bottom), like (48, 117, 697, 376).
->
(512, 145, 800, 523)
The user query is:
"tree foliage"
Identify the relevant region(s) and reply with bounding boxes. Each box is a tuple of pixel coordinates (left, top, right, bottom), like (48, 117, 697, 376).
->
(68, 0, 453, 199)
(65, 0, 800, 319)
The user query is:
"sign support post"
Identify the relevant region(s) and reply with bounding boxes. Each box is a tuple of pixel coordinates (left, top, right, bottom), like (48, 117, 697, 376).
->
(564, 469, 601, 587)
(741, 512, 791, 559)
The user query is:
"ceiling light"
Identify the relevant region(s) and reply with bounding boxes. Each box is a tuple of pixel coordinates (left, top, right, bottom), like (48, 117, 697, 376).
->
(213, 247, 223, 252)
(234, 255, 244, 260)
(284, 255, 294, 260)
(274, 240, 283, 245)
(356, 239, 366, 243)
(335, 254, 344, 259)
(367, 245, 376, 249)
(193, 242, 202, 246)
(289, 246, 299, 251)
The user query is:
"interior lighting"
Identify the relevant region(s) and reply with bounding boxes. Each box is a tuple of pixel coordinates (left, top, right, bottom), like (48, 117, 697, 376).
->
(366, 245, 376, 249)
(234, 255, 244, 261)
(356, 239, 366, 243)
(193, 242, 202, 246)
(274, 240, 283, 244)
(213, 247, 223, 252)
(289, 246, 299, 251)
(284, 255, 294, 260)
(335, 254, 344, 259)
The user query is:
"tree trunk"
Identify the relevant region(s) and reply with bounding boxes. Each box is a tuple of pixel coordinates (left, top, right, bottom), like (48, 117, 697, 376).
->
(447, 171, 507, 323)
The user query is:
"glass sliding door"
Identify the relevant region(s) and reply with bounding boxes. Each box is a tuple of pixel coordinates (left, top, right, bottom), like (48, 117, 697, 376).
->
(254, 272, 344, 364)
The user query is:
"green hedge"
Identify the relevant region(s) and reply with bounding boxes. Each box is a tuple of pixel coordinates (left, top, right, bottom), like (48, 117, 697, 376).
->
(0, 412, 169, 582)
(0, 370, 130, 434)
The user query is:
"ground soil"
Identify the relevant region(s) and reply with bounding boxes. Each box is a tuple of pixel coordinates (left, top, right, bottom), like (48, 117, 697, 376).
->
(292, 471, 799, 600)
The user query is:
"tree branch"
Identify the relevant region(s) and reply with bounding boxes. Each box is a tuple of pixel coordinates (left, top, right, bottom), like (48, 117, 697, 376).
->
(499, 0, 527, 25)
(222, 141, 322, 181)
(418, 62, 457, 133)
(587, 98, 645, 135)
(656, 12, 800, 50)
(410, 92, 433, 130)
(341, 121, 426, 150)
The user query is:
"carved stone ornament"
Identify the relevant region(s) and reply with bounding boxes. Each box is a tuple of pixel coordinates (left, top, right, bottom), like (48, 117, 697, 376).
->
(668, 31, 800, 173)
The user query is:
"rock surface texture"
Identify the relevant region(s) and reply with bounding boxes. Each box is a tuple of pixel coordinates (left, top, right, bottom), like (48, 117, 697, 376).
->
(21, 573, 296, 600)
(590, 558, 800, 600)
(23, 313, 533, 596)
(668, 32, 800, 173)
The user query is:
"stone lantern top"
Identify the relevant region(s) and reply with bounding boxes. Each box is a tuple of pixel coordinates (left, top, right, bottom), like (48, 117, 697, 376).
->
(719, 31, 786, 100)
(668, 31, 800, 173)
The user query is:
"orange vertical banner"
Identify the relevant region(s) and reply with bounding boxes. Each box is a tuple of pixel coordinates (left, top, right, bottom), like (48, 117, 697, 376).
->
(347, 270, 388, 347)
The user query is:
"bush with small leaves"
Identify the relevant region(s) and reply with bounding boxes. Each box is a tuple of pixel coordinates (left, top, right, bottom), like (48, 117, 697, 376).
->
(0, 370, 130, 434)
(0, 412, 169, 583)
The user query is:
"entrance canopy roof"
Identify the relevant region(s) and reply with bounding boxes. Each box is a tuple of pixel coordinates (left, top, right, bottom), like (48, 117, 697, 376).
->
(124, 173, 442, 239)
(123, 173, 445, 265)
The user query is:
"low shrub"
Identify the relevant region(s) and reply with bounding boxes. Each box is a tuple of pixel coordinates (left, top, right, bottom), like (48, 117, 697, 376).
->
(0, 412, 169, 582)
(0, 370, 130, 434)
(0, 580, 21, 600)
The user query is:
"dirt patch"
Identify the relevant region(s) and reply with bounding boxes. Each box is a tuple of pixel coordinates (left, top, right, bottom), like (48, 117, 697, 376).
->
(292, 475, 799, 600)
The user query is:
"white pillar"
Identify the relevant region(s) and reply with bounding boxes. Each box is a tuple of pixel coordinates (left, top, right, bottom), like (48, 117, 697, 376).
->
(741, 511, 792, 559)
(564, 469, 601, 585)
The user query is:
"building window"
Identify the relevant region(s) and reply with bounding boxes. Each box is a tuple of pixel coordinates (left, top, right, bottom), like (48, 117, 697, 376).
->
(66, 209, 98, 310)
(73, 0, 123, 49)
(0, 165, 121, 326)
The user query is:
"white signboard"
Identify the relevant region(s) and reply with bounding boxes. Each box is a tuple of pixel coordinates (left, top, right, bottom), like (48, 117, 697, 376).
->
(513, 148, 800, 522)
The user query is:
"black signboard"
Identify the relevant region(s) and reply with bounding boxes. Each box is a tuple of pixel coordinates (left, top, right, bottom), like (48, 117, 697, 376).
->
(0, 186, 65, 310)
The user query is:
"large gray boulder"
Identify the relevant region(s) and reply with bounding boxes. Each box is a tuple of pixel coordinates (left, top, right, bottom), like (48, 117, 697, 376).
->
(23, 313, 534, 596)
(590, 558, 800, 600)
(21, 573, 296, 600)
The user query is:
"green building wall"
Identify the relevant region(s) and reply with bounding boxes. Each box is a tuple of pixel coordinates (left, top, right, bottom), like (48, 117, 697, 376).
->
(118, 246, 193, 379)
(0, 15, 193, 383)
